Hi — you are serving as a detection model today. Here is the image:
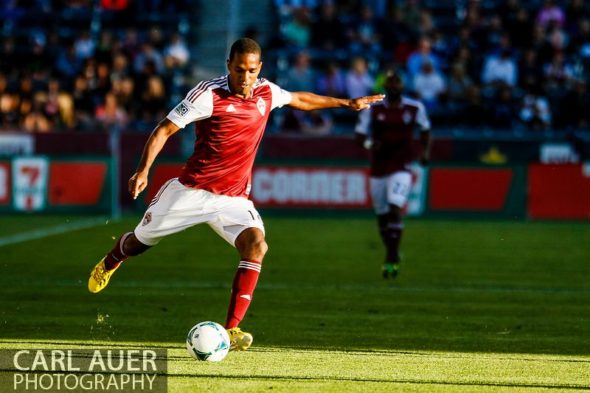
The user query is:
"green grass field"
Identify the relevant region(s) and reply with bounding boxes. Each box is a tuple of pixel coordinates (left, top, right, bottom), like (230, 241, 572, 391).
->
(0, 214, 589, 392)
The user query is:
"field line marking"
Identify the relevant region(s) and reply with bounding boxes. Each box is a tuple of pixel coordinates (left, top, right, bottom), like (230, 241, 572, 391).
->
(0, 217, 109, 248)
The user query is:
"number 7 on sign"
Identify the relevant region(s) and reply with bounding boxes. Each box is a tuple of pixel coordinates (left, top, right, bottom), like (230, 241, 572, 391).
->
(13, 157, 48, 212)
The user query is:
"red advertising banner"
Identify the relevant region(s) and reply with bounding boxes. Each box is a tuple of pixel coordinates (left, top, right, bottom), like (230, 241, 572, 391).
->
(48, 162, 108, 205)
(251, 166, 371, 208)
(528, 163, 590, 219)
(429, 168, 513, 211)
(0, 161, 10, 205)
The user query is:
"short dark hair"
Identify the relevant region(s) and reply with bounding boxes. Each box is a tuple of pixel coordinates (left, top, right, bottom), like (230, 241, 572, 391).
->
(228, 38, 261, 61)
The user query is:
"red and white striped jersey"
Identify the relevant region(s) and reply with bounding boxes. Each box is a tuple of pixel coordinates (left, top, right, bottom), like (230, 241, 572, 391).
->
(355, 96, 430, 176)
(167, 75, 292, 197)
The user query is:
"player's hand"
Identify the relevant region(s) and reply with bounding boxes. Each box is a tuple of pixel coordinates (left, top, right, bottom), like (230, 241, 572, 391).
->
(349, 94, 385, 111)
(128, 172, 148, 200)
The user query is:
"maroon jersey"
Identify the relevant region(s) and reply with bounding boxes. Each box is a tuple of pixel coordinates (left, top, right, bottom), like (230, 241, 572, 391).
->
(167, 76, 292, 197)
(355, 96, 430, 176)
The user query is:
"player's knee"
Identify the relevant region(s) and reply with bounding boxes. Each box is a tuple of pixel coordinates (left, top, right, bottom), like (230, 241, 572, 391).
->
(257, 238, 269, 258)
(247, 238, 268, 260)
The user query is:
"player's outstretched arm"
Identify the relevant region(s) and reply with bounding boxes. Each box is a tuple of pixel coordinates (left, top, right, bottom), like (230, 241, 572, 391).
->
(129, 119, 181, 199)
(288, 92, 384, 112)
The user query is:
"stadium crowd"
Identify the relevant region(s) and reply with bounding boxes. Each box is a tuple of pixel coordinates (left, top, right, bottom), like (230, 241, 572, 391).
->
(267, 0, 590, 134)
(0, 0, 191, 133)
(0, 0, 589, 135)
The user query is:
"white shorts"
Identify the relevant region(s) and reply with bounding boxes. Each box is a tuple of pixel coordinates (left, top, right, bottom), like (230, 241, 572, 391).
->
(370, 170, 413, 215)
(134, 178, 265, 247)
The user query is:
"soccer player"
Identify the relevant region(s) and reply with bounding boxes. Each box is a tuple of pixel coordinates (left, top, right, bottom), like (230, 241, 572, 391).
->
(355, 69, 431, 279)
(88, 38, 384, 351)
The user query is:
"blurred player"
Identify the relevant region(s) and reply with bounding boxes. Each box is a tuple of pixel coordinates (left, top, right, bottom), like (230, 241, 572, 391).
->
(355, 69, 431, 279)
(88, 38, 384, 351)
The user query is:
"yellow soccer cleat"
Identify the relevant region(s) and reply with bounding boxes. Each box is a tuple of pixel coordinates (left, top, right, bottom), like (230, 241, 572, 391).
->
(88, 257, 119, 293)
(226, 327, 253, 351)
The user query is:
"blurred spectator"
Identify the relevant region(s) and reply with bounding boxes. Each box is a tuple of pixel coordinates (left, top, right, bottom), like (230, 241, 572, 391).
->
(55, 41, 82, 81)
(536, 0, 565, 28)
(347, 5, 382, 57)
(316, 61, 346, 98)
(406, 35, 440, 78)
(530, 23, 554, 65)
(345, 57, 374, 98)
(45, 78, 74, 129)
(22, 92, 51, 133)
(559, 79, 590, 128)
(417, 9, 435, 37)
(110, 52, 131, 81)
(412, 61, 446, 111)
(283, 51, 315, 92)
(463, 85, 486, 127)
(93, 62, 112, 100)
(95, 30, 115, 63)
(163, 33, 190, 68)
(120, 28, 141, 60)
(571, 19, 590, 60)
(133, 43, 164, 74)
(489, 86, 516, 129)
(112, 76, 136, 116)
(399, 0, 421, 40)
(430, 30, 450, 67)
(543, 51, 574, 92)
(139, 75, 167, 123)
(385, 6, 413, 61)
(310, 3, 345, 51)
(26, 33, 52, 80)
(0, 73, 19, 129)
(506, 6, 533, 49)
(281, 7, 311, 49)
(482, 48, 518, 88)
(274, 0, 318, 17)
(520, 85, 552, 130)
(73, 30, 96, 61)
(566, 0, 585, 32)
(95, 92, 128, 131)
(447, 62, 473, 104)
(71, 75, 94, 130)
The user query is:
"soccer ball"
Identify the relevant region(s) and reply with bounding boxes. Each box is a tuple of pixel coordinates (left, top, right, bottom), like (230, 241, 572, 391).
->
(186, 321, 230, 362)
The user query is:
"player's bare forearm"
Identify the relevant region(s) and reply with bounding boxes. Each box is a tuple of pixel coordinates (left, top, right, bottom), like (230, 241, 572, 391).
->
(288, 92, 384, 112)
(129, 119, 180, 199)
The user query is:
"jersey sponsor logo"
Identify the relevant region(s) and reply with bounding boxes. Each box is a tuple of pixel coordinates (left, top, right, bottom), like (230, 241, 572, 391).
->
(174, 102, 189, 117)
(226, 104, 236, 112)
(256, 97, 266, 116)
(142, 212, 152, 226)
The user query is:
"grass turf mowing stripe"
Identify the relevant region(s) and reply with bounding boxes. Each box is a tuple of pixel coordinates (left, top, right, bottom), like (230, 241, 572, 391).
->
(0, 217, 108, 248)
(3, 278, 588, 295)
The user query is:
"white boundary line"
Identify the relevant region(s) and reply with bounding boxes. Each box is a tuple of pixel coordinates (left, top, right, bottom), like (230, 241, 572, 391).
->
(0, 217, 109, 248)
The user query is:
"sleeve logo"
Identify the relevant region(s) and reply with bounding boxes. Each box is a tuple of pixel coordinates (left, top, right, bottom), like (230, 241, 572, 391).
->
(174, 102, 189, 117)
